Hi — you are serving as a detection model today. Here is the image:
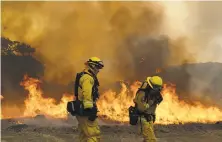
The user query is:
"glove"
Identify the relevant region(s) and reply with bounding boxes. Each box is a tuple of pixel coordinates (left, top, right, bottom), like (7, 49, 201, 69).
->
(153, 115, 156, 123)
(88, 114, 98, 121)
(83, 106, 98, 121)
(88, 106, 98, 121)
(156, 94, 163, 104)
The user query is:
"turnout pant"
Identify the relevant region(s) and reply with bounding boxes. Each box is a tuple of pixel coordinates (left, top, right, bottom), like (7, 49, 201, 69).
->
(76, 116, 101, 142)
(140, 116, 157, 142)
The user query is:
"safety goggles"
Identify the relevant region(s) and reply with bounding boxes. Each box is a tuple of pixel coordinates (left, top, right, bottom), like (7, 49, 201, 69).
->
(95, 61, 104, 69)
(88, 61, 104, 69)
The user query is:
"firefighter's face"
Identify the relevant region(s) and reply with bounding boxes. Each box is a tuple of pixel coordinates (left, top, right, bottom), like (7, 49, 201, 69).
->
(93, 66, 101, 75)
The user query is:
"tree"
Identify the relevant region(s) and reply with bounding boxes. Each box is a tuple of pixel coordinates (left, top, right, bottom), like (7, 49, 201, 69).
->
(1, 37, 14, 56)
(1, 37, 44, 105)
(1, 37, 36, 56)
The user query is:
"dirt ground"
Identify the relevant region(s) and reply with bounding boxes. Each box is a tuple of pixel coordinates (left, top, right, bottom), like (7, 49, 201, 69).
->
(1, 116, 222, 142)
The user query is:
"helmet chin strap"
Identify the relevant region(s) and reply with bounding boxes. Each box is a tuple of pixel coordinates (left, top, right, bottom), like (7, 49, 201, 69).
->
(88, 64, 98, 75)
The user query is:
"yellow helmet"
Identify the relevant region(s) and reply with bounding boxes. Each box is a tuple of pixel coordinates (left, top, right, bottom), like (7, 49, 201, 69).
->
(87, 57, 104, 69)
(146, 76, 163, 91)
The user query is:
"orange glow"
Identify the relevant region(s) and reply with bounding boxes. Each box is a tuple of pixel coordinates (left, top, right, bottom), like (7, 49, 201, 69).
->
(1, 75, 222, 124)
(156, 68, 162, 73)
(20, 75, 73, 119)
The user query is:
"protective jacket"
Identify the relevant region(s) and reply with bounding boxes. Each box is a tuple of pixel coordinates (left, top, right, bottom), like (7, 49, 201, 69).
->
(75, 69, 99, 109)
(75, 69, 101, 142)
(133, 82, 162, 116)
(132, 82, 163, 142)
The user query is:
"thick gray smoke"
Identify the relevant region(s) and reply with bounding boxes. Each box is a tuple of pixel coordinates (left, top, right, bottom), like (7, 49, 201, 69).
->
(184, 2, 222, 107)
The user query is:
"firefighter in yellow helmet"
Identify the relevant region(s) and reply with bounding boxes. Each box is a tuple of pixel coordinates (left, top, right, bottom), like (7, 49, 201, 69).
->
(133, 76, 163, 142)
(75, 57, 104, 142)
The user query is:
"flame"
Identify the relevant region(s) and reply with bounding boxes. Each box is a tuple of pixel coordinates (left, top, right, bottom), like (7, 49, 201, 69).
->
(97, 82, 222, 124)
(97, 81, 140, 122)
(1, 95, 4, 119)
(0, 105, 24, 119)
(158, 84, 222, 124)
(155, 68, 162, 73)
(16, 120, 23, 124)
(1, 75, 222, 124)
(19, 75, 73, 119)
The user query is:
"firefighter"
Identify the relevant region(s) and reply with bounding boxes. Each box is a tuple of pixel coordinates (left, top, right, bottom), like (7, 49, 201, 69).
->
(75, 57, 104, 142)
(133, 76, 163, 142)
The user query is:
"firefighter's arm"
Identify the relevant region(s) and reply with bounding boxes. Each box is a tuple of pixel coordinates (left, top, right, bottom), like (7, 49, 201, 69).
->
(80, 75, 94, 109)
(134, 91, 149, 112)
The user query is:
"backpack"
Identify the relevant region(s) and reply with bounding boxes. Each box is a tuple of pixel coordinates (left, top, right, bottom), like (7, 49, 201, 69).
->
(67, 71, 99, 117)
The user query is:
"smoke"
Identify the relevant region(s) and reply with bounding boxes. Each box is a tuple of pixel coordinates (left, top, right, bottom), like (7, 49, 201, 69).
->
(1, 1, 187, 84)
(185, 1, 222, 63)
(187, 63, 222, 107)
(161, 1, 222, 63)
(2, 1, 222, 107)
(159, 1, 222, 107)
(185, 2, 222, 107)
